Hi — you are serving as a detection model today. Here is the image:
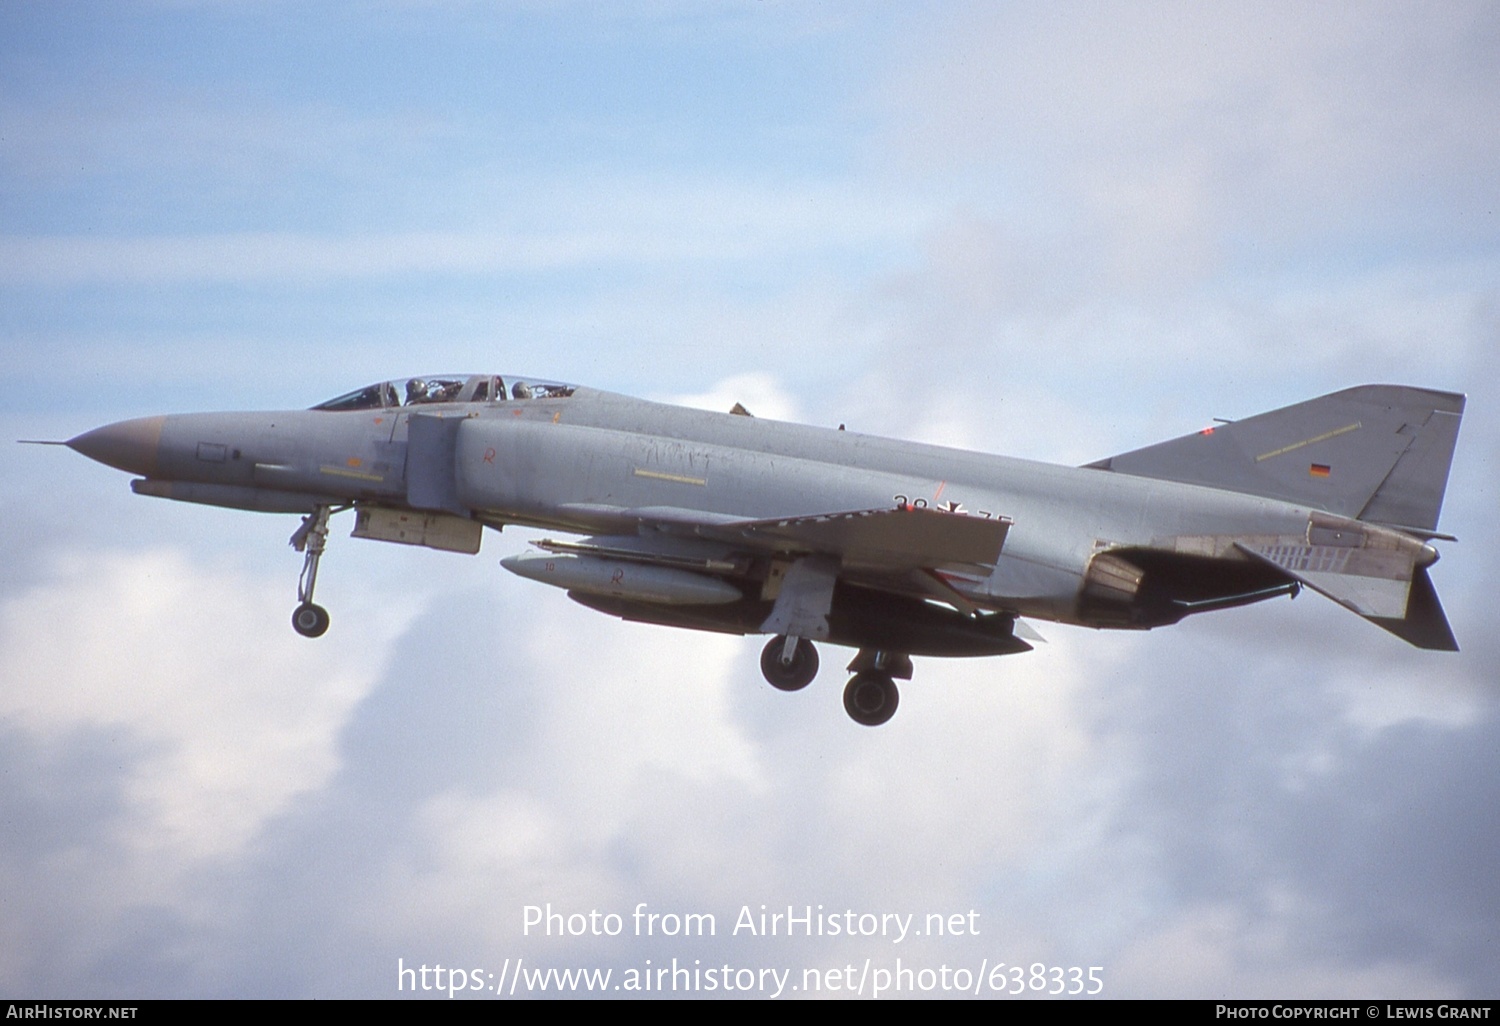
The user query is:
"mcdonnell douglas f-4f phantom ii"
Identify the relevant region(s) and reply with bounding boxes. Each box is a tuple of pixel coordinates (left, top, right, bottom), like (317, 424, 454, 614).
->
(55, 374, 1463, 725)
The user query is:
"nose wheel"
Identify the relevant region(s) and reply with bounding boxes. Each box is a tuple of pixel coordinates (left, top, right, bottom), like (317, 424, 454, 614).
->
(290, 506, 337, 638)
(292, 601, 330, 638)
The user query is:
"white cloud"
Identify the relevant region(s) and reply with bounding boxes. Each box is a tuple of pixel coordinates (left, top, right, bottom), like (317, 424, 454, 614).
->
(0, 548, 407, 869)
(666, 372, 802, 422)
(1111, 901, 1462, 998)
(390, 620, 1100, 953)
(878, 2, 1500, 299)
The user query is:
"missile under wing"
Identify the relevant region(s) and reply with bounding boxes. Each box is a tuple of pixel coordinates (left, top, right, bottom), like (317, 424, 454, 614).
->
(54, 375, 1463, 725)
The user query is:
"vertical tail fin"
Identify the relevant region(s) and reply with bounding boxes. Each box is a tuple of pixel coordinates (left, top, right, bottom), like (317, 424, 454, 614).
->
(1092, 385, 1464, 651)
(1086, 385, 1464, 532)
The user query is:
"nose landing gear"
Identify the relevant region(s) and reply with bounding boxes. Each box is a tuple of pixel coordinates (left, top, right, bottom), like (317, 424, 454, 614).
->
(290, 506, 338, 638)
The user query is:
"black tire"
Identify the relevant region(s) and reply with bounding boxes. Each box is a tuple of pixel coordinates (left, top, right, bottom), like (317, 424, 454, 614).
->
(760, 635, 819, 691)
(292, 602, 330, 638)
(843, 671, 899, 726)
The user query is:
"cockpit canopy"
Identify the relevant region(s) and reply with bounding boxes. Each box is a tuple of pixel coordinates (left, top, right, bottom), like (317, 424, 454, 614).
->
(311, 374, 577, 411)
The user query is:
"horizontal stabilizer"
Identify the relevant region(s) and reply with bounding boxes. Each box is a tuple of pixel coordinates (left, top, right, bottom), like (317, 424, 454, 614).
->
(1088, 385, 1464, 531)
(1368, 566, 1459, 651)
(1236, 539, 1414, 619)
(1236, 540, 1457, 650)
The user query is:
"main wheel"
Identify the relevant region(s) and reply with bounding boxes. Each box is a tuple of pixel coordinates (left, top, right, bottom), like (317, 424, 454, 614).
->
(292, 602, 330, 638)
(760, 635, 819, 691)
(843, 671, 899, 726)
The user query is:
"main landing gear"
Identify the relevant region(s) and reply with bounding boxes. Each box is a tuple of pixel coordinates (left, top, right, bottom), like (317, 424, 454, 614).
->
(759, 636, 910, 726)
(290, 505, 337, 638)
(843, 672, 899, 727)
(760, 635, 819, 691)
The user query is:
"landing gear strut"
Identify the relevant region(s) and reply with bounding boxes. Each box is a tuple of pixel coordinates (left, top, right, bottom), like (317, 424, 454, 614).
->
(760, 635, 819, 691)
(290, 505, 334, 638)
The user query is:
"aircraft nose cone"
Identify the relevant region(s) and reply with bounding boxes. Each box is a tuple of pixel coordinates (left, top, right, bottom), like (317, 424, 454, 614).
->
(67, 415, 165, 476)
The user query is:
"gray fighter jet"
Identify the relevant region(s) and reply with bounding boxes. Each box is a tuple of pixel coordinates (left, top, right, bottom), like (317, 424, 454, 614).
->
(56, 375, 1463, 725)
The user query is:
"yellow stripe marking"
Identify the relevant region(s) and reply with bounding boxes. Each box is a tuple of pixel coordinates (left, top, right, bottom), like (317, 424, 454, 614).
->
(320, 465, 385, 482)
(1255, 422, 1362, 462)
(633, 468, 707, 486)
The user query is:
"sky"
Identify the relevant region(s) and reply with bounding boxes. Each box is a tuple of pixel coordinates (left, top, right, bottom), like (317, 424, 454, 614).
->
(1, 0, 1497, 1000)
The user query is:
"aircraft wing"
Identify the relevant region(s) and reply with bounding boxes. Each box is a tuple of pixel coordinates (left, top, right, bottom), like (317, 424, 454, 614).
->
(545, 502, 1014, 647)
(557, 502, 1011, 573)
(713, 506, 1010, 572)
